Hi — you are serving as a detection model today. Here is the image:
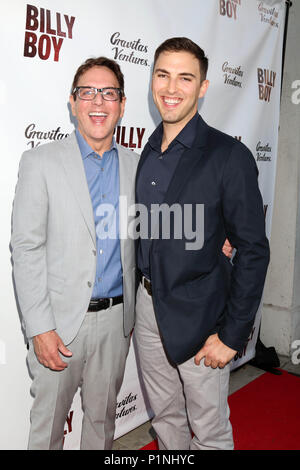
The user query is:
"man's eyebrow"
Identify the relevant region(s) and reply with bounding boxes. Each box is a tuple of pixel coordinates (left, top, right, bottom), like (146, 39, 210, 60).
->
(178, 72, 196, 78)
(154, 68, 169, 74)
(154, 68, 196, 78)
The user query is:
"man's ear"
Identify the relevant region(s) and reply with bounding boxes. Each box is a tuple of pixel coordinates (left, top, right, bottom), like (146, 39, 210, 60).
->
(69, 94, 76, 116)
(120, 96, 126, 119)
(199, 79, 209, 99)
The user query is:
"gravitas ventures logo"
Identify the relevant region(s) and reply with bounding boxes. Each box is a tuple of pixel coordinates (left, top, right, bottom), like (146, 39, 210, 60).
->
(110, 32, 149, 67)
(25, 123, 69, 148)
(257, 2, 279, 29)
(23, 4, 75, 62)
(222, 61, 244, 88)
(256, 141, 272, 162)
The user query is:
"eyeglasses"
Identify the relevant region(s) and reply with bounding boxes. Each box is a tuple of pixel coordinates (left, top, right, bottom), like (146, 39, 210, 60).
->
(73, 86, 122, 101)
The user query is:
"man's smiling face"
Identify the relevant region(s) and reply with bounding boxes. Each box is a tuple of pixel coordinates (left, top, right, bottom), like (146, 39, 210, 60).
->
(152, 50, 209, 134)
(70, 65, 125, 154)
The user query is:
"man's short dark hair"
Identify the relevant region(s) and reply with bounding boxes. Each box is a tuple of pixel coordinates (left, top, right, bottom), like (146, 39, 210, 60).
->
(154, 37, 208, 81)
(71, 56, 125, 100)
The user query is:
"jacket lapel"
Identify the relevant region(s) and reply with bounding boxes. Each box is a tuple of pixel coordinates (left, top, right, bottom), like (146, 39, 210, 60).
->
(135, 143, 151, 189)
(60, 132, 96, 247)
(140, 115, 209, 241)
(163, 146, 205, 206)
(117, 144, 136, 270)
(163, 114, 209, 206)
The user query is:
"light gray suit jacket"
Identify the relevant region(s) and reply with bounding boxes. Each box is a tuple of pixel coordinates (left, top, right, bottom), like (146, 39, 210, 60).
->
(11, 131, 139, 346)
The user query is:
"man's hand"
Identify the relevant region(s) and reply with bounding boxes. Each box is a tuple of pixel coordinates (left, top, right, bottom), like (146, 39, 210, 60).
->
(33, 330, 72, 371)
(194, 333, 236, 369)
(222, 238, 233, 258)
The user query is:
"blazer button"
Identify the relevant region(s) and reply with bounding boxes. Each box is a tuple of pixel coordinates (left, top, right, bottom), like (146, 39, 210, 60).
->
(87, 281, 92, 287)
(92, 250, 96, 256)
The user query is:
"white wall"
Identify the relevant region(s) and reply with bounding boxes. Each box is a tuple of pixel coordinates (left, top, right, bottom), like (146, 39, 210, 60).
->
(262, 0, 300, 355)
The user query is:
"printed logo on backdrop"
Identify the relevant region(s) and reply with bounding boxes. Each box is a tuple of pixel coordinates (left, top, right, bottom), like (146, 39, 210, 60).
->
(257, 2, 279, 29)
(256, 141, 272, 162)
(24, 123, 146, 151)
(110, 32, 149, 67)
(257, 68, 276, 103)
(219, 0, 241, 20)
(63, 411, 74, 445)
(114, 126, 145, 150)
(222, 62, 244, 88)
(24, 4, 76, 62)
(25, 123, 69, 148)
(116, 392, 137, 420)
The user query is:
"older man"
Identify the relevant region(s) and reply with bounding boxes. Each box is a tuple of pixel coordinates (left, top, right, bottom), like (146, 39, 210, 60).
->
(11, 57, 139, 450)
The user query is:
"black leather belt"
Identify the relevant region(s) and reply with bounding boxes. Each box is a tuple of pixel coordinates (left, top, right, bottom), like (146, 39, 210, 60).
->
(141, 276, 152, 296)
(88, 295, 123, 312)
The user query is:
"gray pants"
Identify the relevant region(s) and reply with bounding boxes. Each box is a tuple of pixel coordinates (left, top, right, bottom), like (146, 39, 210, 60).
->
(27, 303, 129, 450)
(135, 283, 234, 450)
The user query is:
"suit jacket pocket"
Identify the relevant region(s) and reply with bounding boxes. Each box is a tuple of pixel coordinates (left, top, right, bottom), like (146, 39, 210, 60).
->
(185, 267, 224, 300)
(47, 272, 65, 294)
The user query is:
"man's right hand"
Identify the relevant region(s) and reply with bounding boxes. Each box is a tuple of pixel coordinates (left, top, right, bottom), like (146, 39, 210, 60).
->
(33, 330, 73, 371)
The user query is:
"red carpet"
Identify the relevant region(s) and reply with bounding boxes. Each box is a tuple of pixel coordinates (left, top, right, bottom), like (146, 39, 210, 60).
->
(140, 370, 300, 450)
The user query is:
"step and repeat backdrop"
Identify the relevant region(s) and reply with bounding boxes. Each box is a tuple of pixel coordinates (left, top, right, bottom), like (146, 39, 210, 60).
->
(0, 0, 285, 449)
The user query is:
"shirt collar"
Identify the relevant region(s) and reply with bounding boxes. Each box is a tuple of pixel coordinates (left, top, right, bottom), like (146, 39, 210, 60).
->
(148, 112, 200, 152)
(75, 129, 117, 160)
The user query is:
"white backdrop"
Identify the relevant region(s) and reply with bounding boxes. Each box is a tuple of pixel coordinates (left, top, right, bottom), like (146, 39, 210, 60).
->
(0, 0, 285, 449)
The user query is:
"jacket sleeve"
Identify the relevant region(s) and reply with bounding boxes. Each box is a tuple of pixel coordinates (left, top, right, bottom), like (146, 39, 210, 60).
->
(218, 141, 270, 352)
(11, 150, 56, 339)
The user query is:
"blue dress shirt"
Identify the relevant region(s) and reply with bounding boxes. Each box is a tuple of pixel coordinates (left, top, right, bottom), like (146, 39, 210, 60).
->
(75, 130, 122, 298)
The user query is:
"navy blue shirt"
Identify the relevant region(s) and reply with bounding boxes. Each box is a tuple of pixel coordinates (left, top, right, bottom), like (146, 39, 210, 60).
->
(136, 112, 200, 279)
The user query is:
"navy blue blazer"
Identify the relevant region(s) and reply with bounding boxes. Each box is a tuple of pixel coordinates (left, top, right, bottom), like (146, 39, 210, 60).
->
(136, 115, 270, 365)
